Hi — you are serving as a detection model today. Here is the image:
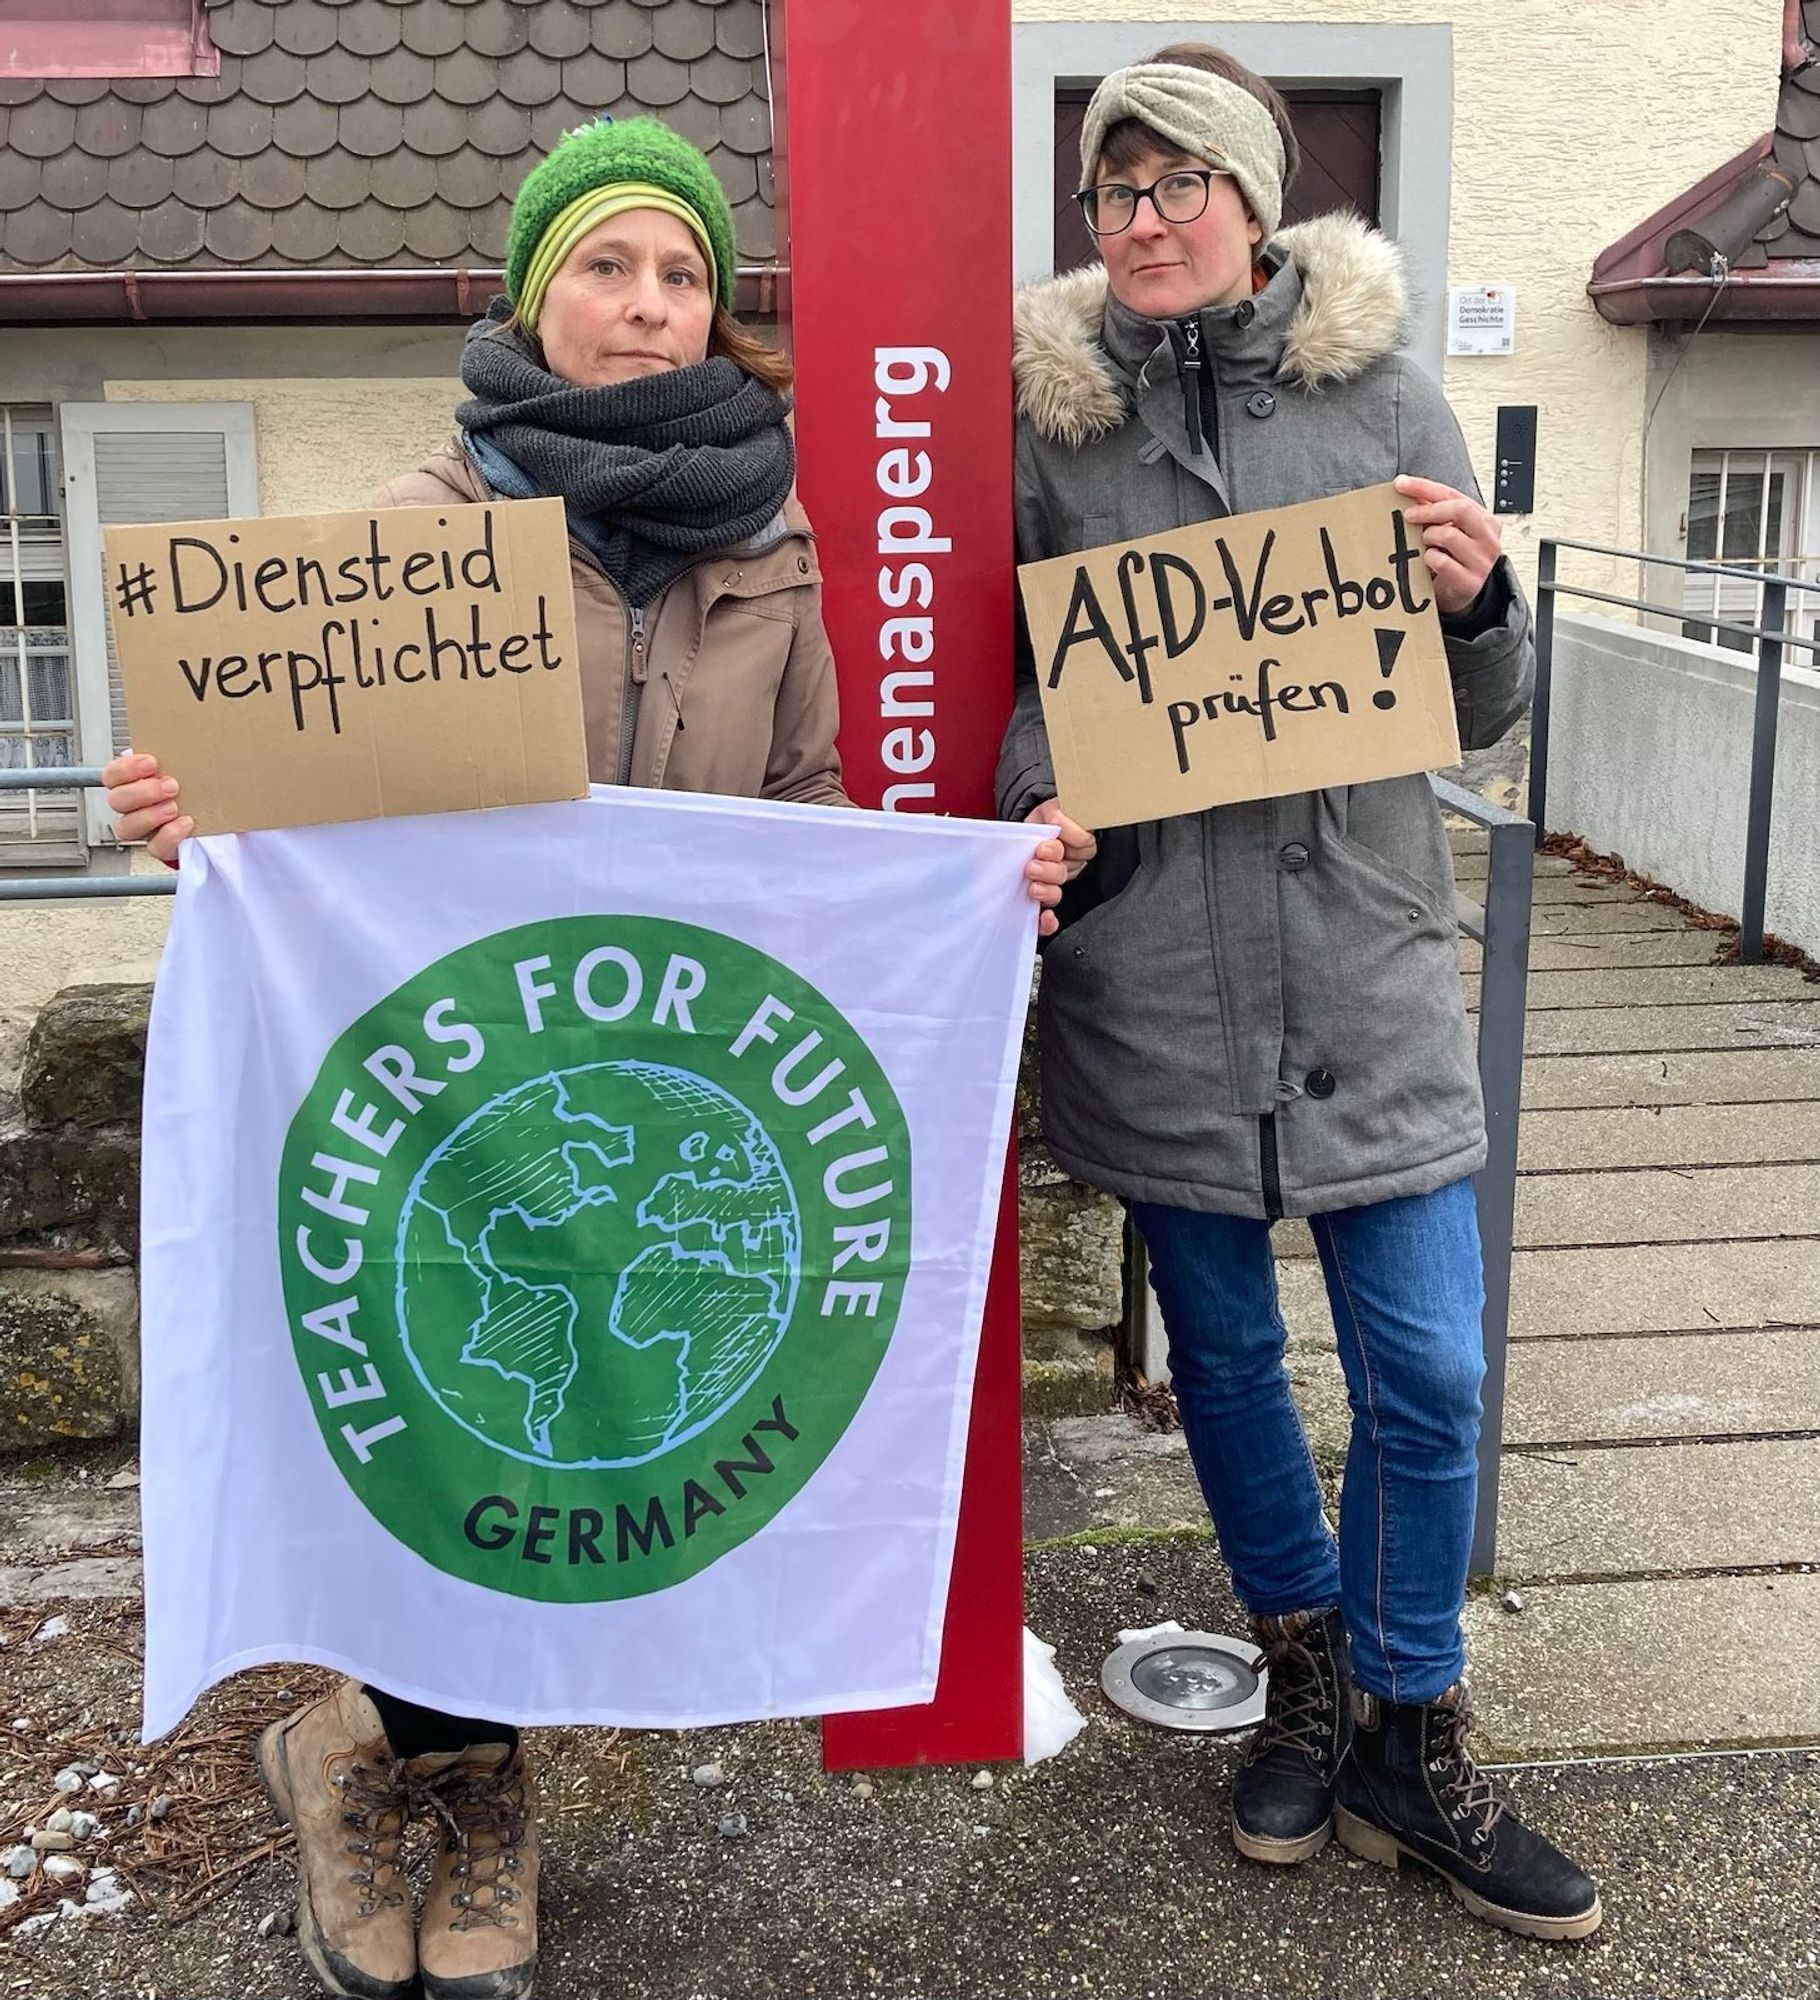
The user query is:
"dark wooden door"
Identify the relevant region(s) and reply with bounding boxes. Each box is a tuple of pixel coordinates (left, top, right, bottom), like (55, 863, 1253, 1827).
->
(1054, 86, 1382, 273)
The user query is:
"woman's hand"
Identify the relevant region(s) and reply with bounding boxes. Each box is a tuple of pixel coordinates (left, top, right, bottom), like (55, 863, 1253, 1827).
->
(1393, 475, 1502, 618)
(102, 751, 191, 867)
(1024, 800, 1097, 940)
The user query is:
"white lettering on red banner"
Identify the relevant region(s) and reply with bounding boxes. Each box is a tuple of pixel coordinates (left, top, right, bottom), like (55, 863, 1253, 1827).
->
(873, 346, 952, 810)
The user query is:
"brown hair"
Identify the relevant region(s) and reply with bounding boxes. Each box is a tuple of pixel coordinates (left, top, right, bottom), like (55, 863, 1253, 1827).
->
(709, 304, 795, 395)
(1094, 43, 1300, 193)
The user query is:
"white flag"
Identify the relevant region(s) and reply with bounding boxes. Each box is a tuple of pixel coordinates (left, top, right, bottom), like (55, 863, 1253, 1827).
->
(140, 788, 1037, 1737)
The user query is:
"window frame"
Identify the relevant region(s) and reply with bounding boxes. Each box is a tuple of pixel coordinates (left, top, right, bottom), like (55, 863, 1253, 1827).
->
(1680, 445, 1820, 657)
(59, 400, 257, 848)
(0, 403, 78, 859)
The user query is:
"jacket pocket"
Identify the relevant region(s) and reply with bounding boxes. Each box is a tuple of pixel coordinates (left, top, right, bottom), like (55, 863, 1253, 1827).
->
(1329, 781, 1457, 932)
(1334, 834, 1457, 933)
(700, 603, 793, 698)
(1046, 823, 1141, 942)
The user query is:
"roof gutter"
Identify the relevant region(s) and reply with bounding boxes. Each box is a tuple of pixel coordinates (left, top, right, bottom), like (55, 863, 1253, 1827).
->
(1587, 264, 1820, 325)
(0, 263, 786, 324)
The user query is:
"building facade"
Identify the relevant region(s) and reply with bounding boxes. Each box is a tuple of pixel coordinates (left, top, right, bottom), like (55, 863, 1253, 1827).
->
(2, 0, 1815, 875)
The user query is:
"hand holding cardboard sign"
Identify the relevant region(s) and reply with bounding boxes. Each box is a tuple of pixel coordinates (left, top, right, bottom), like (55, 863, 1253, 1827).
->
(1393, 475, 1503, 615)
(1016, 482, 1463, 830)
(1024, 799, 1098, 877)
(103, 751, 189, 866)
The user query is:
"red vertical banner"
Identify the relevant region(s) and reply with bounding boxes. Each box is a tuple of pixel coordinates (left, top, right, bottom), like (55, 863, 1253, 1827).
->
(770, 0, 1025, 1767)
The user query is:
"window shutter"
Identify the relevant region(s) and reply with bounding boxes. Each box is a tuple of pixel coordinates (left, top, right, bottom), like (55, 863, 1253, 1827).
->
(59, 402, 256, 845)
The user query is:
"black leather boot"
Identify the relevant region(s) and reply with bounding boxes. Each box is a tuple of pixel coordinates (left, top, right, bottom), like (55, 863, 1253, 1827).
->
(1230, 1607, 1351, 1864)
(1336, 1683, 1602, 1940)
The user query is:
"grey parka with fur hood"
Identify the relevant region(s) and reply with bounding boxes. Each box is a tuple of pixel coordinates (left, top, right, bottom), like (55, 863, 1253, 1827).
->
(996, 213, 1534, 1219)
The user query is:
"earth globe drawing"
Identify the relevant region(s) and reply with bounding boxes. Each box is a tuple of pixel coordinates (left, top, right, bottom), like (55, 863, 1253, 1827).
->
(395, 1061, 802, 1469)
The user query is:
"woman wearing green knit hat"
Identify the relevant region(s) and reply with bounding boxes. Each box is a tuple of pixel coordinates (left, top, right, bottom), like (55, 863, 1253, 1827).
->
(103, 113, 1073, 2000)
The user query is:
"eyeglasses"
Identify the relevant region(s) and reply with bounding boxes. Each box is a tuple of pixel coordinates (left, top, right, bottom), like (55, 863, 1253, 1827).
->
(1074, 168, 1228, 237)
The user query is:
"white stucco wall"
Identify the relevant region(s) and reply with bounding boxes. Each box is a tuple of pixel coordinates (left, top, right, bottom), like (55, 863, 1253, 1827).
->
(0, 322, 469, 517)
(0, 851, 173, 1023)
(1546, 610, 1820, 953)
(103, 374, 463, 518)
(1013, 1, 1786, 595)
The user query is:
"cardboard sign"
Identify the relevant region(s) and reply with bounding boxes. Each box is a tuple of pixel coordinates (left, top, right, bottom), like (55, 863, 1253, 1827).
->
(1017, 482, 1462, 830)
(105, 500, 588, 836)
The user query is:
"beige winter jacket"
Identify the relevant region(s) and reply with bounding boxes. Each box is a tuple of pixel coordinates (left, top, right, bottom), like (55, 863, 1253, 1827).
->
(371, 441, 847, 807)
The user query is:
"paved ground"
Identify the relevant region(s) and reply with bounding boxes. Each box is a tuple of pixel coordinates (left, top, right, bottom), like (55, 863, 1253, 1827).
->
(1, 844, 1816, 1995)
(1267, 840, 1820, 1759)
(2, 1535, 1816, 2000)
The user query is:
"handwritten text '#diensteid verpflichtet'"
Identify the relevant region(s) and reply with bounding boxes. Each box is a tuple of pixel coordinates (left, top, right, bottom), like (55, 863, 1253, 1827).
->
(109, 509, 565, 738)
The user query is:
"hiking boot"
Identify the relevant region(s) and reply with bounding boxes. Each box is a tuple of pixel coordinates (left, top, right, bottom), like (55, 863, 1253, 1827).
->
(255, 1680, 416, 2000)
(416, 1740, 539, 2000)
(1230, 1607, 1352, 1864)
(1336, 1683, 1603, 1940)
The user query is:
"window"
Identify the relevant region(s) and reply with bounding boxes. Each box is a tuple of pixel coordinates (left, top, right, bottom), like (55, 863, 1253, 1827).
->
(1682, 449, 1820, 658)
(0, 1, 217, 80)
(0, 406, 77, 850)
(56, 400, 257, 849)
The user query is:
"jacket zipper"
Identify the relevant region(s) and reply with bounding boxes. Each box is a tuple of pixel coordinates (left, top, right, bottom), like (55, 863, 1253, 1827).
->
(1178, 316, 1207, 457)
(580, 524, 812, 789)
(617, 603, 647, 787)
(1258, 1112, 1284, 1222)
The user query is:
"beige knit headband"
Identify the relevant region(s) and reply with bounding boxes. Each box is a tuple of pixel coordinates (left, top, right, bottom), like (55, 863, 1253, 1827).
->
(1080, 63, 1287, 241)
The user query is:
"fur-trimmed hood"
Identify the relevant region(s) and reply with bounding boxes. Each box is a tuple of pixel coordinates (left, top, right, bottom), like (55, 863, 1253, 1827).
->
(1013, 211, 1408, 449)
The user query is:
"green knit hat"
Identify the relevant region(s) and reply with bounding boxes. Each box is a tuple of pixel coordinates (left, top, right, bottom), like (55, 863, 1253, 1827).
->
(505, 115, 738, 316)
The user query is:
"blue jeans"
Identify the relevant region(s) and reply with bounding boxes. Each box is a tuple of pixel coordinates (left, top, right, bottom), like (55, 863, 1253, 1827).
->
(1130, 1179, 1486, 1704)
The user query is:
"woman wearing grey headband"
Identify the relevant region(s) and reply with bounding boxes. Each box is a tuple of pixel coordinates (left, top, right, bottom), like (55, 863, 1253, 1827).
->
(998, 43, 1600, 1943)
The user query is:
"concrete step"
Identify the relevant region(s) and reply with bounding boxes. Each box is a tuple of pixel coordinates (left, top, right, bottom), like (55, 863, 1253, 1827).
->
(1492, 1437, 1820, 1578)
(1512, 1164, 1820, 1247)
(1525, 878, 1651, 905)
(1450, 853, 1577, 884)
(1505, 1240, 1820, 1338)
(1521, 1047, 1820, 1110)
(0, 1555, 142, 1605)
(1465, 1573, 1820, 1756)
(1274, 1235, 1819, 1340)
(1518, 1101, 1820, 1171)
(1463, 931, 1735, 973)
(1269, 1167, 1819, 1257)
(1467, 964, 1817, 1010)
(1530, 901, 1702, 935)
(1503, 1326, 1820, 1443)
(1022, 1414, 1205, 1544)
(0, 1483, 137, 1565)
(1523, 1000, 1820, 1056)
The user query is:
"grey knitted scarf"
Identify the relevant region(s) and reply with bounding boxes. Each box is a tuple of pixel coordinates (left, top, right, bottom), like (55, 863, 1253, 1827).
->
(456, 306, 796, 606)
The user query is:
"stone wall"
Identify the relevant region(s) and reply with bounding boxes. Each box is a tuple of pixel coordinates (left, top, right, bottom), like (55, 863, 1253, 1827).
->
(0, 975, 1125, 1453)
(0, 986, 146, 1451)
(1014, 981, 1125, 1357)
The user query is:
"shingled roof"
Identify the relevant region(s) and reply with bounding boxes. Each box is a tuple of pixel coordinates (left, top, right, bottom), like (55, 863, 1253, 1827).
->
(1589, 0, 1820, 325)
(0, 0, 776, 318)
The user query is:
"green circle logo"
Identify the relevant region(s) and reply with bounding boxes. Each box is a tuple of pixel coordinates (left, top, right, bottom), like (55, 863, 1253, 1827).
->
(278, 917, 911, 1602)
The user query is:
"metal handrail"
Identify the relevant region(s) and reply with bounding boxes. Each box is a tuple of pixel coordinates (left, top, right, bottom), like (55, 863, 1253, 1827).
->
(1433, 776, 1534, 1580)
(1539, 537, 1820, 592)
(1530, 544, 1802, 963)
(0, 767, 177, 900)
